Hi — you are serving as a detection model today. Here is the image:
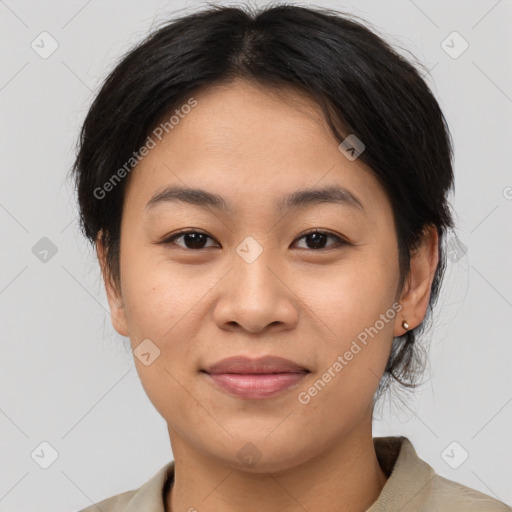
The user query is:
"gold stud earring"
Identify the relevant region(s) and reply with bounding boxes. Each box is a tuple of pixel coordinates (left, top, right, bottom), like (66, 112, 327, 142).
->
(402, 320, 409, 330)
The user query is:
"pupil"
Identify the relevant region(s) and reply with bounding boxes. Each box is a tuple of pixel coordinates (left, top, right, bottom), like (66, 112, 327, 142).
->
(308, 232, 326, 249)
(185, 233, 206, 249)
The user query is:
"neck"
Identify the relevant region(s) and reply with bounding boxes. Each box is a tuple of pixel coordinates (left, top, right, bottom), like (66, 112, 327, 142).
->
(166, 421, 388, 512)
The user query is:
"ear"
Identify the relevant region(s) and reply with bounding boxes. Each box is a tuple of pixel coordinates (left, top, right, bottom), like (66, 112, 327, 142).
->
(96, 233, 129, 337)
(394, 224, 439, 337)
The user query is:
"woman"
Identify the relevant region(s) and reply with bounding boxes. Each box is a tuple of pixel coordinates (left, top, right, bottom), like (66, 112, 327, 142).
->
(72, 4, 510, 511)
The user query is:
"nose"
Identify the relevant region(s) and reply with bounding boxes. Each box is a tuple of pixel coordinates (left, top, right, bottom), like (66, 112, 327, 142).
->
(212, 243, 299, 334)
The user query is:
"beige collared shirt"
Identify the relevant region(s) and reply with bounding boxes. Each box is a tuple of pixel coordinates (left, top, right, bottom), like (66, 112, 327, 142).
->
(77, 436, 511, 511)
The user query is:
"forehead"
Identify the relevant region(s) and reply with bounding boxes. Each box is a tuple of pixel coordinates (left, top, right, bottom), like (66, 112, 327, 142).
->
(123, 79, 388, 217)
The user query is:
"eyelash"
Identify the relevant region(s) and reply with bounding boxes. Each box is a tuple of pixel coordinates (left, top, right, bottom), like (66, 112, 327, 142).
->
(159, 229, 349, 251)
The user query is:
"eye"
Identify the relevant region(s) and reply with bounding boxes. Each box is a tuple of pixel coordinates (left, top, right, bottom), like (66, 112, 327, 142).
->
(293, 229, 348, 250)
(160, 230, 219, 250)
(159, 229, 349, 251)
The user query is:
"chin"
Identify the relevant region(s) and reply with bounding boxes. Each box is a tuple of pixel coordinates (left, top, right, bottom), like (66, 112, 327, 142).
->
(209, 433, 317, 474)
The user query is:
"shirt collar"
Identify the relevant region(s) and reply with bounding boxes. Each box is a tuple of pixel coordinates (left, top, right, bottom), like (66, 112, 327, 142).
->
(123, 459, 174, 512)
(367, 436, 436, 511)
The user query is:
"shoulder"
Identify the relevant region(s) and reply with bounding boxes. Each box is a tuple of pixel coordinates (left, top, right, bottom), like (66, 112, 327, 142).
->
(75, 460, 174, 512)
(77, 490, 136, 512)
(426, 472, 511, 511)
(371, 436, 511, 512)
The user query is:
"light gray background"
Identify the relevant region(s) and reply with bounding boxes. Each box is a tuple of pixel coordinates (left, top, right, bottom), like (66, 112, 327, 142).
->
(1, 0, 511, 510)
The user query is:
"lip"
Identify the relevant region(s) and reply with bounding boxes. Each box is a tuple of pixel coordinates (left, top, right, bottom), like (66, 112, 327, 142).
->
(202, 356, 310, 400)
(203, 355, 308, 374)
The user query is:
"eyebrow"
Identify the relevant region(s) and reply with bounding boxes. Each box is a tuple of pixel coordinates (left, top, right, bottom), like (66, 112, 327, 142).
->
(144, 184, 365, 214)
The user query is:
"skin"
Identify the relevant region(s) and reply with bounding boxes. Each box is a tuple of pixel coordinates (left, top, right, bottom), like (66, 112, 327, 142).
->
(96, 78, 438, 512)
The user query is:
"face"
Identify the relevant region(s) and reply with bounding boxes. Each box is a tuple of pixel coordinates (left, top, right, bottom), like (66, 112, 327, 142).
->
(98, 78, 437, 472)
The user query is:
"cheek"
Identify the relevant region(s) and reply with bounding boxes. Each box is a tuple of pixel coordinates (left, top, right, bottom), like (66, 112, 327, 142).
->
(299, 251, 399, 340)
(296, 250, 399, 398)
(119, 245, 209, 341)
(117, 247, 211, 425)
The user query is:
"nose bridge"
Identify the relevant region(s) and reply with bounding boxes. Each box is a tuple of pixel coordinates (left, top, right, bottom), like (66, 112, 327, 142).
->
(233, 234, 277, 293)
